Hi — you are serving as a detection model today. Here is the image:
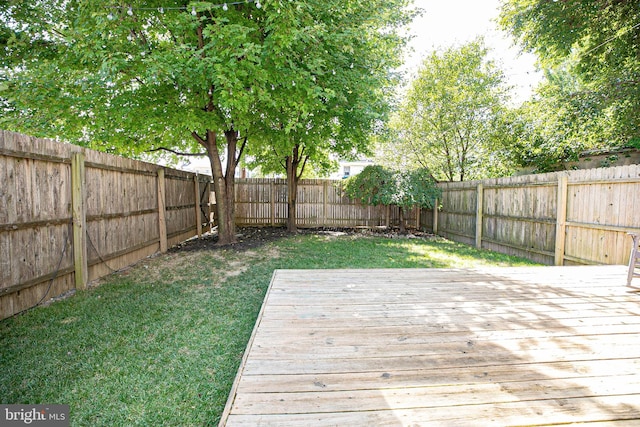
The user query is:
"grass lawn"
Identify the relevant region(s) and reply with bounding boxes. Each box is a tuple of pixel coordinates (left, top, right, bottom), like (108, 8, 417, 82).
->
(0, 230, 538, 426)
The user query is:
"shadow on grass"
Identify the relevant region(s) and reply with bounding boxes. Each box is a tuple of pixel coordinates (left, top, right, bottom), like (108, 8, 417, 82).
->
(272, 233, 538, 270)
(0, 229, 538, 426)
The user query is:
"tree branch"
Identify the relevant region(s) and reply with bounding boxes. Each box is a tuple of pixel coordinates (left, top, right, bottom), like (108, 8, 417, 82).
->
(297, 155, 309, 180)
(148, 147, 207, 157)
(236, 134, 248, 164)
(50, 28, 67, 39)
(191, 131, 206, 146)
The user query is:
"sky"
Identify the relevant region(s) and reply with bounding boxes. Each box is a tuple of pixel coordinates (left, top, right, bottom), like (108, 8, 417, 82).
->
(404, 0, 542, 103)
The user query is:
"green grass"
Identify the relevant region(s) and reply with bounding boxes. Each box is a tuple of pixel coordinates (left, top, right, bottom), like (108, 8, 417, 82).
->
(0, 232, 538, 426)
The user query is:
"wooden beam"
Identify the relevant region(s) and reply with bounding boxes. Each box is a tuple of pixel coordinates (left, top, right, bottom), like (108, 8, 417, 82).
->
(433, 199, 439, 234)
(270, 181, 275, 227)
(194, 174, 202, 237)
(71, 152, 88, 290)
(206, 180, 213, 232)
(323, 180, 329, 228)
(385, 205, 390, 229)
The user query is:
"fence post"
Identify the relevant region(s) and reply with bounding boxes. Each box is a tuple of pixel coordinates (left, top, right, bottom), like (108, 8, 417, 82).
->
(157, 168, 168, 253)
(475, 183, 483, 249)
(433, 199, 439, 234)
(270, 181, 275, 227)
(71, 152, 88, 290)
(555, 174, 568, 265)
(323, 180, 329, 227)
(385, 205, 391, 229)
(194, 174, 202, 237)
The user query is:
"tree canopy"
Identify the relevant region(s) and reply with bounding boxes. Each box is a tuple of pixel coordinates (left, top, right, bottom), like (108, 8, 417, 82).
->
(1, 0, 414, 241)
(378, 39, 514, 181)
(499, 0, 640, 150)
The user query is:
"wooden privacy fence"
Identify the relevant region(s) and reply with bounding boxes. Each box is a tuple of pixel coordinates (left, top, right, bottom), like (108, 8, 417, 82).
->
(235, 166, 640, 267)
(234, 178, 412, 229)
(0, 131, 211, 320)
(434, 166, 640, 266)
(3, 130, 640, 320)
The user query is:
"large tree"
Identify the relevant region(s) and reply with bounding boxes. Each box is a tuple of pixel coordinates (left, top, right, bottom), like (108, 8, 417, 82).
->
(379, 39, 513, 181)
(2, 0, 274, 244)
(245, 1, 412, 232)
(508, 66, 621, 172)
(499, 0, 640, 148)
(1, 1, 413, 242)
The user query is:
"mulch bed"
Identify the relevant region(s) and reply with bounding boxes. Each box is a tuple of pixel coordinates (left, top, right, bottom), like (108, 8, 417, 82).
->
(172, 226, 438, 253)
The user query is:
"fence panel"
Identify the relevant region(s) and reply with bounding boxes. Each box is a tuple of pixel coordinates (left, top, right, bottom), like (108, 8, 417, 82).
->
(437, 183, 477, 246)
(235, 178, 286, 226)
(234, 178, 404, 228)
(482, 182, 557, 263)
(84, 150, 161, 279)
(563, 166, 640, 265)
(0, 131, 210, 320)
(432, 166, 640, 266)
(164, 170, 201, 247)
(0, 132, 76, 319)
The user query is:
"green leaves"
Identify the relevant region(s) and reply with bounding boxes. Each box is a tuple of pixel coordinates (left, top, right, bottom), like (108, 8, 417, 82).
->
(2, 0, 413, 184)
(344, 165, 440, 211)
(499, 0, 640, 153)
(380, 38, 513, 181)
(246, 0, 413, 178)
(344, 165, 396, 207)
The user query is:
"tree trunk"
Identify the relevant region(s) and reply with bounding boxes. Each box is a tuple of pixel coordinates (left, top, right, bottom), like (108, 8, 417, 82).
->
(285, 150, 299, 233)
(285, 144, 307, 234)
(286, 171, 298, 233)
(399, 206, 406, 233)
(193, 129, 241, 245)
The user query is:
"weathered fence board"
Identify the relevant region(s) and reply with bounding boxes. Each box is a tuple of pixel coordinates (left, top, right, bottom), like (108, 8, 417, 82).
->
(435, 166, 640, 266)
(234, 179, 411, 229)
(0, 131, 210, 320)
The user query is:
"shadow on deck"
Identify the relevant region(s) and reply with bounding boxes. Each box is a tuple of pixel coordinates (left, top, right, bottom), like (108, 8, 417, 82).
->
(220, 266, 640, 426)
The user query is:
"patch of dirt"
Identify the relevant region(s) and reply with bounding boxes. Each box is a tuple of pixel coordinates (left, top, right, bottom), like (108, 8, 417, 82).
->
(171, 226, 441, 253)
(171, 227, 293, 253)
(315, 227, 442, 241)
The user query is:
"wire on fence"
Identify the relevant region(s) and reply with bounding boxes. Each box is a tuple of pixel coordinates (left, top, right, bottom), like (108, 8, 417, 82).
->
(86, 231, 120, 274)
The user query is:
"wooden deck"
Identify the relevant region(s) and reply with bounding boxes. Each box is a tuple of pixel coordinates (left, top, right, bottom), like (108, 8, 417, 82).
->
(219, 266, 640, 426)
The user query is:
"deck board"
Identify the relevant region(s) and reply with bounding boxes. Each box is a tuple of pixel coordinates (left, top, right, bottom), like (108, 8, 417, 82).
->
(219, 266, 640, 426)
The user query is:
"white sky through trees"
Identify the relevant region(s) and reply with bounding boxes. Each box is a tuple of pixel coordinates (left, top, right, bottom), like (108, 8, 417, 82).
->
(405, 0, 541, 103)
